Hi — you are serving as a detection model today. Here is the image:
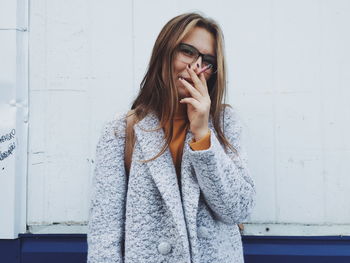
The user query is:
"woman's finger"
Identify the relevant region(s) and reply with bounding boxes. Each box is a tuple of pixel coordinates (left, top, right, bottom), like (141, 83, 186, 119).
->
(186, 66, 207, 95)
(179, 77, 201, 100)
(179, 97, 201, 109)
(198, 72, 209, 95)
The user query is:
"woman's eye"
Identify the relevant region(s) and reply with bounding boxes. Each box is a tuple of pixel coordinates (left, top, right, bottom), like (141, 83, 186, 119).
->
(183, 49, 194, 55)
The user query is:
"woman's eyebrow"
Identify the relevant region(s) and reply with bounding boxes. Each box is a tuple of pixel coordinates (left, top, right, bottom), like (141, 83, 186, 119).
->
(184, 43, 215, 57)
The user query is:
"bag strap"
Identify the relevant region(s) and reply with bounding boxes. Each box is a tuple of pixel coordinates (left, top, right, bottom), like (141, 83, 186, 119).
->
(124, 110, 136, 177)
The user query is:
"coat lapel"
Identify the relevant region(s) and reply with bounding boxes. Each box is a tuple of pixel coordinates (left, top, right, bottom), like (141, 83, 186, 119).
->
(133, 112, 191, 259)
(133, 111, 215, 261)
(179, 130, 201, 261)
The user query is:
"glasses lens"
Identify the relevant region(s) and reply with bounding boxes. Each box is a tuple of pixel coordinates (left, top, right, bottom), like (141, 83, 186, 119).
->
(178, 44, 198, 61)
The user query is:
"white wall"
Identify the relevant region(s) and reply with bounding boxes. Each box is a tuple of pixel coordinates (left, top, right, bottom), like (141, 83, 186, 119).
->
(0, 0, 28, 238)
(25, 0, 350, 235)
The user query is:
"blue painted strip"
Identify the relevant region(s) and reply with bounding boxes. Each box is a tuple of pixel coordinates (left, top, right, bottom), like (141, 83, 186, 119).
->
(0, 238, 20, 263)
(20, 234, 87, 263)
(243, 235, 350, 263)
(0, 234, 349, 262)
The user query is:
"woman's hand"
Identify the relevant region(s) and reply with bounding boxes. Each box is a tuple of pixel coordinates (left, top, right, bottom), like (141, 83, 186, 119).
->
(179, 64, 211, 141)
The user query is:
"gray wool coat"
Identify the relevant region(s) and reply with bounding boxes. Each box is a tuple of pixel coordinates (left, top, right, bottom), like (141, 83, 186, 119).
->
(87, 105, 256, 263)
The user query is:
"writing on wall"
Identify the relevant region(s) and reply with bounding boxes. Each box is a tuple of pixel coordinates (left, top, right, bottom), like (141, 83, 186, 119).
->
(0, 129, 16, 162)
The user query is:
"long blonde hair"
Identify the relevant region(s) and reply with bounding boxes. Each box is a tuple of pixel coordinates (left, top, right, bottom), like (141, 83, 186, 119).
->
(123, 12, 237, 165)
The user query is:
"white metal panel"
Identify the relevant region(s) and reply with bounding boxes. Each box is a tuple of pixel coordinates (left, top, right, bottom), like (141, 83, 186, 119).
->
(320, 0, 350, 225)
(28, 0, 134, 225)
(27, 0, 350, 235)
(0, 0, 28, 239)
(0, 0, 16, 28)
(0, 29, 17, 238)
(272, 0, 350, 224)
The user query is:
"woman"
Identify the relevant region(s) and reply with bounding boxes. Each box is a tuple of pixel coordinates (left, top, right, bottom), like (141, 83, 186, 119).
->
(87, 12, 256, 263)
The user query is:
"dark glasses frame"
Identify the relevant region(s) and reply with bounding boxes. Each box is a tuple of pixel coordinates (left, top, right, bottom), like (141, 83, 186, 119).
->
(177, 43, 218, 74)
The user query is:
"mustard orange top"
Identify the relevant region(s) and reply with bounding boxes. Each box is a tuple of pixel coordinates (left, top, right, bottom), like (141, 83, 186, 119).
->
(164, 103, 211, 181)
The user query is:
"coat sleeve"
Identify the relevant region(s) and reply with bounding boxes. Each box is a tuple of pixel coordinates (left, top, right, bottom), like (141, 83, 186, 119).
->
(188, 106, 256, 225)
(87, 116, 127, 263)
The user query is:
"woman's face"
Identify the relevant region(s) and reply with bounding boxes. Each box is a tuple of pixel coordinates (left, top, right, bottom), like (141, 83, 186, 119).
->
(173, 27, 216, 99)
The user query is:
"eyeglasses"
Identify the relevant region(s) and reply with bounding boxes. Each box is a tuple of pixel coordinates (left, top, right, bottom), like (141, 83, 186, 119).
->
(176, 43, 218, 75)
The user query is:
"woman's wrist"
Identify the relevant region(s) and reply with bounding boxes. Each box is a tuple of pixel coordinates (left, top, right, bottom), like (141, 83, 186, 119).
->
(193, 128, 210, 141)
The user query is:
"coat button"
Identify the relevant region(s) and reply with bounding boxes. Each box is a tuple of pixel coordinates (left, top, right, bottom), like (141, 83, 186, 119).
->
(157, 241, 172, 255)
(197, 226, 210, 239)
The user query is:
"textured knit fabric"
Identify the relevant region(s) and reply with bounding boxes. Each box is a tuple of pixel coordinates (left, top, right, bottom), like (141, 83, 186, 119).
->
(87, 105, 256, 263)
